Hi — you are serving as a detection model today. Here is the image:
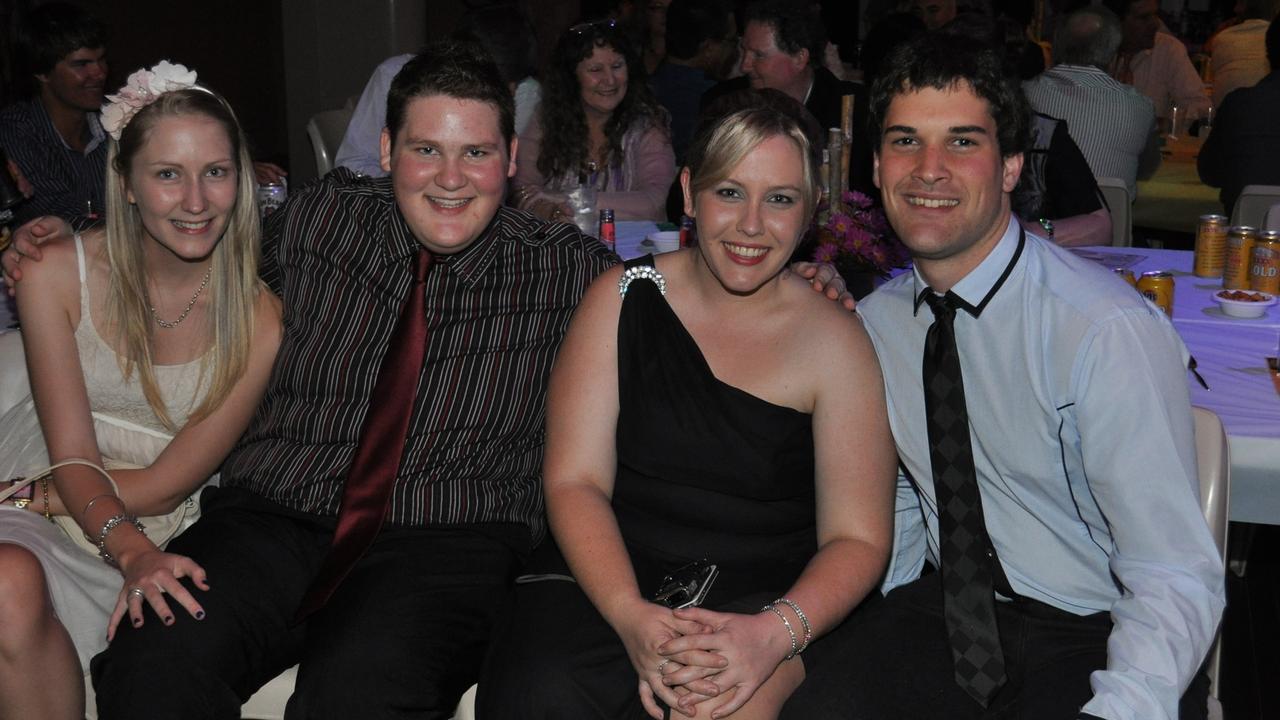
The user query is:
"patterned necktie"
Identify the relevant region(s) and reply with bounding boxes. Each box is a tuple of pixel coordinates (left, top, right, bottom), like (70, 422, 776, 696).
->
(295, 248, 433, 621)
(921, 290, 1007, 707)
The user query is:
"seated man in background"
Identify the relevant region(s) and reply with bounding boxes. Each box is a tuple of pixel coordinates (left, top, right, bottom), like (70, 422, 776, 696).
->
(784, 32, 1224, 720)
(1024, 5, 1160, 199)
(0, 3, 108, 228)
(335, 3, 540, 178)
(0, 4, 285, 230)
(702, 0, 873, 193)
(1106, 0, 1211, 120)
(1198, 17, 1280, 216)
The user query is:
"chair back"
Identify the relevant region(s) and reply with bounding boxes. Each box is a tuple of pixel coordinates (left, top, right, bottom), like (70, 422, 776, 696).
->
(1265, 201, 1280, 231)
(305, 107, 354, 177)
(1230, 184, 1280, 228)
(1192, 406, 1230, 700)
(1095, 177, 1132, 247)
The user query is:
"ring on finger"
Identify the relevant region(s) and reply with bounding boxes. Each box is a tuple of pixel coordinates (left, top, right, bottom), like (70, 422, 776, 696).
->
(128, 586, 145, 600)
(657, 659, 673, 674)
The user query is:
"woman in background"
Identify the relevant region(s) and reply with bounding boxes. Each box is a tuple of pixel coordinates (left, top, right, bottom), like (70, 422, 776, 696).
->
(514, 18, 676, 222)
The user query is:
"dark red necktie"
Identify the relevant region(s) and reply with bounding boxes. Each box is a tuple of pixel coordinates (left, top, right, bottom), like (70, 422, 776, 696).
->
(295, 248, 433, 621)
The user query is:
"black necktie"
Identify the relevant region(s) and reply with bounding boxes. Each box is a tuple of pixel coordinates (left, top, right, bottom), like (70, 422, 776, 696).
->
(922, 290, 1007, 707)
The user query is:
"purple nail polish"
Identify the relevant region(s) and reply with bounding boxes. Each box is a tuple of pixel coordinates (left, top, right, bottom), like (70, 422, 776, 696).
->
(195, 610, 205, 620)
(164, 616, 174, 625)
(133, 618, 141, 627)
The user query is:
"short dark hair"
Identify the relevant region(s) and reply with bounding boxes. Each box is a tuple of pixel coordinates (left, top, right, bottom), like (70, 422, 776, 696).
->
(744, 0, 826, 63)
(665, 0, 734, 61)
(868, 32, 1030, 157)
(14, 2, 107, 95)
(1269, 11, 1280, 70)
(385, 40, 515, 146)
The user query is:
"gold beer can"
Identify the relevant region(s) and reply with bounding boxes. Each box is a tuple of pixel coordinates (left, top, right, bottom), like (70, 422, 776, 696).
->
(1137, 270, 1175, 316)
(1193, 214, 1229, 277)
(1223, 226, 1257, 289)
(1250, 233, 1280, 294)
(1112, 267, 1137, 287)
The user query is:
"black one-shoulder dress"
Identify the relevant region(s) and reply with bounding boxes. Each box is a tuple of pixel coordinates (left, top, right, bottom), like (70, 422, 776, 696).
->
(477, 257, 817, 719)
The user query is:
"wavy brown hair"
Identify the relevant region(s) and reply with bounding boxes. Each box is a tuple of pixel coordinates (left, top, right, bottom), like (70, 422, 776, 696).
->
(536, 19, 667, 181)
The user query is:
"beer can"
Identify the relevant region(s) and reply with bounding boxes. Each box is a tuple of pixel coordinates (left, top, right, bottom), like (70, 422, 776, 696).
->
(257, 180, 288, 219)
(1137, 270, 1175, 317)
(1249, 233, 1280, 294)
(1112, 267, 1137, 287)
(1223, 226, 1257, 290)
(1193, 214, 1229, 277)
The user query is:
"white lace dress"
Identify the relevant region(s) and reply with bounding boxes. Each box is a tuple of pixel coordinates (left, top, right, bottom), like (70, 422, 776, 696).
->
(0, 235, 209, 669)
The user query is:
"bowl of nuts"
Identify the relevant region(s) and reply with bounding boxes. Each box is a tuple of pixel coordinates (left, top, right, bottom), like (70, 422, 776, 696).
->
(1215, 289, 1276, 318)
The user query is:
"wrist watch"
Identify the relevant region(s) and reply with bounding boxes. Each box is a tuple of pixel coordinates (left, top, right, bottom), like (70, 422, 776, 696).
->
(1038, 217, 1055, 239)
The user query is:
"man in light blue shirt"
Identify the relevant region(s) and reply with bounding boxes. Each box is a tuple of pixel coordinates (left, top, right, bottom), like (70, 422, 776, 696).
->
(784, 33, 1223, 720)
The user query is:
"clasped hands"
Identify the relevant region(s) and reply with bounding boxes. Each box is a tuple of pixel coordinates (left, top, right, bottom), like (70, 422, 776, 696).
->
(619, 599, 793, 719)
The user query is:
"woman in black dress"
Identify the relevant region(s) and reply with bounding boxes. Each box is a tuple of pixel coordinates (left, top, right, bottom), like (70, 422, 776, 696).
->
(480, 101, 895, 720)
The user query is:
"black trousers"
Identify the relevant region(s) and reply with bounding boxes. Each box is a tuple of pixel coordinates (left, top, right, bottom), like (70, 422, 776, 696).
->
(782, 572, 1210, 720)
(90, 487, 519, 720)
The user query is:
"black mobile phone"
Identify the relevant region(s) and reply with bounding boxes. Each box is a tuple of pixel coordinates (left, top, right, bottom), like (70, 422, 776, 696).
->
(652, 559, 718, 609)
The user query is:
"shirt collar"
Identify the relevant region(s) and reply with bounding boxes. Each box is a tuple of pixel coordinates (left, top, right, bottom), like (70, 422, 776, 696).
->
(34, 100, 105, 155)
(912, 215, 1026, 318)
(377, 201, 508, 290)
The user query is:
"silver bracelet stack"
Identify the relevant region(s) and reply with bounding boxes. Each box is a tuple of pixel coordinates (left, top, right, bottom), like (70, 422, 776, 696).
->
(762, 597, 813, 660)
(95, 513, 145, 567)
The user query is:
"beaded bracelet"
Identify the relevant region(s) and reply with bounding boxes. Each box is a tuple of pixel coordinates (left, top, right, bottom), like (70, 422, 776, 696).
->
(95, 513, 145, 568)
(775, 597, 813, 653)
(762, 603, 800, 660)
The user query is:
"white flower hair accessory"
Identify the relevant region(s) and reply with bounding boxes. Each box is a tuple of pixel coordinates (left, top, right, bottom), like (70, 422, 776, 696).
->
(100, 61, 200, 140)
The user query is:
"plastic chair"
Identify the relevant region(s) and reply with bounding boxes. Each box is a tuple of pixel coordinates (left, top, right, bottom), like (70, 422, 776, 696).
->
(305, 106, 354, 177)
(1095, 177, 1132, 247)
(1229, 184, 1280, 229)
(1192, 406, 1230, 701)
(1264, 201, 1280, 231)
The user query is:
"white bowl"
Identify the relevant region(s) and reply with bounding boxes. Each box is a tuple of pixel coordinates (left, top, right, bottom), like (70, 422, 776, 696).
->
(1215, 290, 1276, 318)
(646, 230, 681, 254)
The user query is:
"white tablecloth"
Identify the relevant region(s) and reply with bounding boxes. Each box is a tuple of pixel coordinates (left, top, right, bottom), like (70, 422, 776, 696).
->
(615, 221, 663, 261)
(1076, 247, 1279, 525)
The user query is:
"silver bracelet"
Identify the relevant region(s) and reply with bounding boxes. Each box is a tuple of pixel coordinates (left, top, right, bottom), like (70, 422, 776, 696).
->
(775, 597, 813, 653)
(762, 603, 799, 660)
(95, 513, 145, 567)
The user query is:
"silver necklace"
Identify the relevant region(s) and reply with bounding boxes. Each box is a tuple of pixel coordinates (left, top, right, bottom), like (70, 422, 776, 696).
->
(149, 266, 212, 329)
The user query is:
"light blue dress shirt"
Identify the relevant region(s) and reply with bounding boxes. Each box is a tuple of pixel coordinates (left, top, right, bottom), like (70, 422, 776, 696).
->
(860, 217, 1225, 720)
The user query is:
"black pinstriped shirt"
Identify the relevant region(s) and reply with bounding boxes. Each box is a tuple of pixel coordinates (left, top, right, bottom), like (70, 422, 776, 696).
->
(222, 169, 616, 549)
(0, 99, 107, 227)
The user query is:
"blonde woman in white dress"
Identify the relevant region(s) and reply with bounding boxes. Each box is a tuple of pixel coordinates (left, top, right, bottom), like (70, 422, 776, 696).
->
(0, 63, 281, 719)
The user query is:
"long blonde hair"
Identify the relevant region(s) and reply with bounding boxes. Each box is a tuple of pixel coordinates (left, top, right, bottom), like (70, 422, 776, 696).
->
(102, 87, 260, 430)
